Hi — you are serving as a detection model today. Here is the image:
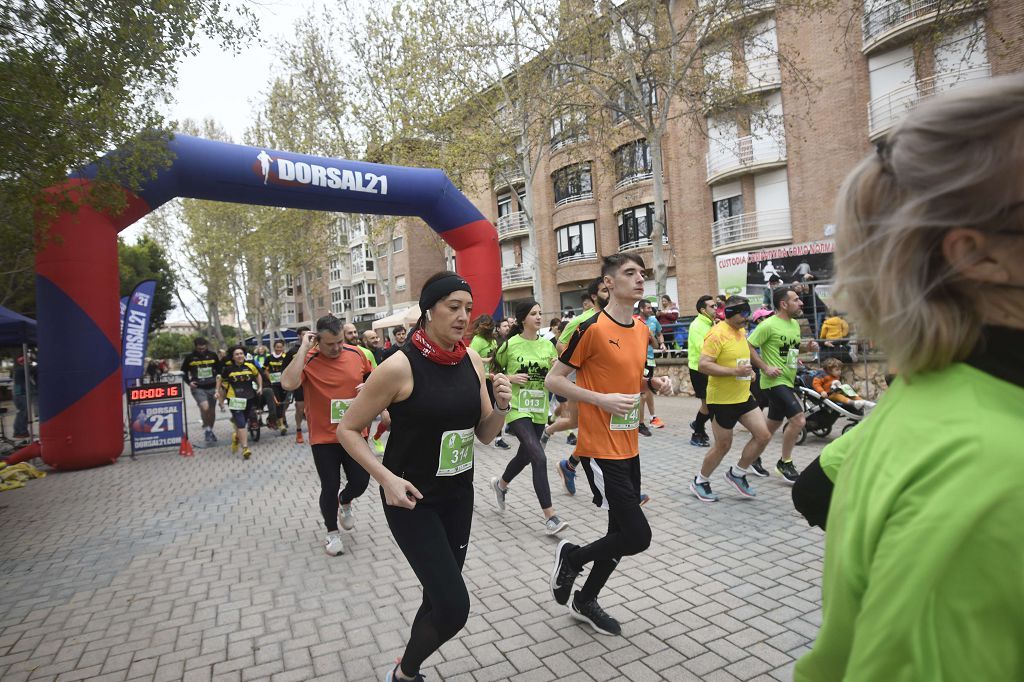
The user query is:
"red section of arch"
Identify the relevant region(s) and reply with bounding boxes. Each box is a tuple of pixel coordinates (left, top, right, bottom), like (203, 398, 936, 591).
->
(442, 219, 502, 318)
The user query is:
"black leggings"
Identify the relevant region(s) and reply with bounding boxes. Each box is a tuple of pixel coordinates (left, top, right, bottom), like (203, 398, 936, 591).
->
(310, 443, 371, 532)
(383, 491, 473, 677)
(501, 418, 551, 509)
(272, 385, 288, 420)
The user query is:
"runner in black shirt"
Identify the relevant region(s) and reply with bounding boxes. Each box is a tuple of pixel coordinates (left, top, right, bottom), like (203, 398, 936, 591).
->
(181, 337, 221, 444)
(216, 345, 261, 459)
(283, 327, 310, 443)
(265, 340, 289, 435)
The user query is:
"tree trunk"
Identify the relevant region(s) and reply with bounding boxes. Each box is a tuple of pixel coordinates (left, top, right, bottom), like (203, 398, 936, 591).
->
(648, 134, 668, 301)
(208, 299, 226, 349)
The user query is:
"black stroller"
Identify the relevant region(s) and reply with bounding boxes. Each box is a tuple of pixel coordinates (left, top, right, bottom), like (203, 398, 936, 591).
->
(787, 369, 866, 445)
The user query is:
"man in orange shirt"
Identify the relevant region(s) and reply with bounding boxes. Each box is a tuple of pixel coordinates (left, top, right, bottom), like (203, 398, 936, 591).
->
(545, 254, 671, 636)
(281, 314, 386, 557)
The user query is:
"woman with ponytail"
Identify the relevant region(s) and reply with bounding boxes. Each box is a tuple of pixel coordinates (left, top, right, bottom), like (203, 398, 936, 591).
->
(489, 300, 569, 535)
(470, 314, 511, 449)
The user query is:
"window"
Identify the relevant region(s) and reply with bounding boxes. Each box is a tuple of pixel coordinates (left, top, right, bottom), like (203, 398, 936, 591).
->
(550, 109, 588, 148)
(744, 18, 779, 89)
(352, 244, 374, 273)
(392, 236, 404, 253)
(497, 192, 512, 219)
(552, 162, 593, 205)
(617, 202, 668, 248)
(343, 287, 352, 312)
(355, 282, 377, 309)
(329, 258, 341, 283)
(283, 273, 293, 297)
(515, 187, 527, 210)
(713, 194, 744, 222)
(395, 275, 407, 291)
(282, 302, 296, 325)
(555, 222, 597, 262)
(613, 139, 653, 185)
(611, 80, 657, 124)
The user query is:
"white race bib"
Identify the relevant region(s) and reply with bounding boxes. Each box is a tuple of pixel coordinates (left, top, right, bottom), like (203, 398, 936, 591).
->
(227, 397, 248, 411)
(736, 358, 752, 381)
(786, 348, 800, 369)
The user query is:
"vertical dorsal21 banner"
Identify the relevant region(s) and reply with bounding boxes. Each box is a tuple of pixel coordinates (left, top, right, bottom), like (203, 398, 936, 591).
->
(121, 280, 157, 384)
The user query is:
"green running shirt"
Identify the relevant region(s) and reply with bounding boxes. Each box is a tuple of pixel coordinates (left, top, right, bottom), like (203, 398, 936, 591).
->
(559, 308, 598, 347)
(493, 335, 558, 424)
(747, 315, 802, 388)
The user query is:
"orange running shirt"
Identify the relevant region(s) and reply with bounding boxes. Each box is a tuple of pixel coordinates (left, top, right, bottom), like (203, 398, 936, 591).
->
(301, 345, 373, 445)
(560, 310, 650, 460)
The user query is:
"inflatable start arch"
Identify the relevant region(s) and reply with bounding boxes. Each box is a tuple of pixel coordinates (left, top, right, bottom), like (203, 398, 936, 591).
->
(36, 134, 501, 470)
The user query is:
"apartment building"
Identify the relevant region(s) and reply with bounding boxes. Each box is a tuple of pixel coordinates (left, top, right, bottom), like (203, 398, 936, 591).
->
(465, 0, 1023, 314)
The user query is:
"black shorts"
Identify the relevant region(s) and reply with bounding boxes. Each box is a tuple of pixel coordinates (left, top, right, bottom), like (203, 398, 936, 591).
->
(292, 386, 305, 402)
(580, 456, 641, 511)
(554, 393, 568, 403)
(766, 385, 803, 421)
(708, 397, 759, 430)
(689, 368, 708, 400)
(229, 399, 256, 428)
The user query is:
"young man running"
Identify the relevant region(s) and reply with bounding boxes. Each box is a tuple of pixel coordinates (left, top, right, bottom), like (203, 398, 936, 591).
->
(546, 254, 671, 636)
(637, 299, 665, 434)
(687, 296, 716, 447)
(280, 314, 379, 556)
(265, 339, 289, 435)
(690, 297, 774, 502)
(747, 287, 819, 482)
(181, 337, 221, 444)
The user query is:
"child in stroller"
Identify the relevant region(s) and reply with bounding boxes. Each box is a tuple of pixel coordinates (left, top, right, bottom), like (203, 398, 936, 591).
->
(792, 359, 873, 444)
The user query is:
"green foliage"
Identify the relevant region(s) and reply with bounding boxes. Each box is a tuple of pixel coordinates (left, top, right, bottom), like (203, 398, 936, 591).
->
(148, 333, 195, 361)
(118, 236, 178, 333)
(0, 0, 255, 308)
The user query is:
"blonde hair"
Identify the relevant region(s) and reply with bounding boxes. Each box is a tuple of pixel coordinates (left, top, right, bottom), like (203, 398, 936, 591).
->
(834, 74, 1024, 377)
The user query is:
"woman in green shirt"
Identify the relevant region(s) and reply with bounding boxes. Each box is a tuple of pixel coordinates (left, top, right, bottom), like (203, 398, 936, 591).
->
(469, 315, 511, 450)
(489, 300, 569, 535)
(795, 75, 1024, 681)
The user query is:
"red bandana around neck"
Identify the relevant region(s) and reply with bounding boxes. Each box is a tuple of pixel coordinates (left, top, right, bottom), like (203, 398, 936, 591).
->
(411, 327, 468, 366)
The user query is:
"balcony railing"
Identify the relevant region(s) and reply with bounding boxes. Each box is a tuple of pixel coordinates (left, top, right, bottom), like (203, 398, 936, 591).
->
(700, 0, 776, 34)
(618, 234, 669, 253)
(557, 251, 598, 265)
(862, 0, 982, 50)
(554, 191, 594, 208)
(706, 134, 786, 182)
(711, 208, 792, 251)
(867, 64, 990, 138)
(501, 265, 533, 287)
(746, 56, 782, 91)
(614, 171, 654, 190)
(551, 134, 589, 153)
(496, 212, 530, 240)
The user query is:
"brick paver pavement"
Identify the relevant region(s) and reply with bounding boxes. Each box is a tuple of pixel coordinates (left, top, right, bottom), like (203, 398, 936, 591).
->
(0, 395, 836, 681)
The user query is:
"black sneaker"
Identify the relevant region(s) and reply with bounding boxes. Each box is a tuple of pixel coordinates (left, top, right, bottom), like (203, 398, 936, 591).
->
(638, 423, 652, 437)
(776, 458, 800, 483)
(750, 457, 770, 477)
(570, 591, 621, 636)
(550, 540, 581, 605)
(566, 433, 577, 446)
(494, 438, 511, 450)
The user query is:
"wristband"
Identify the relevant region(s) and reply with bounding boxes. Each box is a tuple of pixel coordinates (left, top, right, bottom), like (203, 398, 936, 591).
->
(494, 402, 511, 414)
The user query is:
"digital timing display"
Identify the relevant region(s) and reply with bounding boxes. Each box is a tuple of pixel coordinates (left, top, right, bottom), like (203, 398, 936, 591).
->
(129, 383, 182, 402)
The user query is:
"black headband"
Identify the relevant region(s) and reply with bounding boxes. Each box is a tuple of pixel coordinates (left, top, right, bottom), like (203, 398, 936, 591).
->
(419, 274, 472, 313)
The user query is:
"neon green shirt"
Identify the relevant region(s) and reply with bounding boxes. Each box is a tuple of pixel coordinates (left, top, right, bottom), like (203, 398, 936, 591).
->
(747, 315, 801, 388)
(687, 313, 714, 371)
(795, 363, 1024, 681)
(559, 307, 598, 347)
(469, 334, 497, 372)
(493, 335, 558, 424)
(359, 346, 377, 368)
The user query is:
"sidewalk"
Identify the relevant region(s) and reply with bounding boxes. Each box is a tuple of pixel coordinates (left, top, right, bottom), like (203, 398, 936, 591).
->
(0, 396, 835, 681)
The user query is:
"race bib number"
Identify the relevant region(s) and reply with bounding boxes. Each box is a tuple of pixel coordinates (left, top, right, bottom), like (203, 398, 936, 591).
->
(227, 397, 247, 411)
(786, 348, 800, 369)
(437, 428, 475, 476)
(330, 398, 357, 424)
(197, 367, 213, 380)
(735, 358, 752, 381)
(610, 394, 641, 431)
(518, 389, 547, 414)
(269, 371, 282, 384)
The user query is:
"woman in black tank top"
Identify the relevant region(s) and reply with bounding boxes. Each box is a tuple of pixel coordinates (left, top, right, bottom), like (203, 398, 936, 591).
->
(337, 272, 512, 682)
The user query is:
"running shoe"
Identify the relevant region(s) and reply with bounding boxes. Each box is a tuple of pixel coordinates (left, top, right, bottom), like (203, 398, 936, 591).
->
(204, 430, 215, 444)
(566, 432, 577, 446)
(490, 477, 507, 512)
(494, 438, 511, 450)
(324, 531, 344, 556)
(384, 665, 425, 682)
(231, 432, 238, 454)
(279, 425, 287, 436)
(557, 460, 577, 496)
(296, 430, 304, 444)
(650, 416, 666, 429)
(776, 459, 800, 484)
(339, 503, 355, 531)
(638, 423, 652, 437)
(750, 457, 770, 477)
(242, 447, 252, 460)
(544, 515, 569, 535)
(540, 430, 550, 447)
(639, 493, 651, 506)
(689, 477, 718, 502)
(209, 431, 218, 442)
(724, 468, 756, 497)
(570, 592, 621, 636)
(550, 540, 581, 605)
(689, 433, 710, 447)
(372, 437, 385, 454)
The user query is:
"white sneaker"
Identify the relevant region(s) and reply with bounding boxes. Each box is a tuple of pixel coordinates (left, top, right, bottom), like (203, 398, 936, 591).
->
(545, 516, 569, 535)
(490, 477, 506, 512)
(339, 503, 355, 531)
(324, 531, 344, 556)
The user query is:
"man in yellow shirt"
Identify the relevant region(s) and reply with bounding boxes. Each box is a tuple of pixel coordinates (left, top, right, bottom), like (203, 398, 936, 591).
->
(691, 297, 775, 502)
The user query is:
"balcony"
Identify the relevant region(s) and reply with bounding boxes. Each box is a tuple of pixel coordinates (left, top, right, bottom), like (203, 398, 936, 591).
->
(618, 234, 669, 253)
(867, 64, 990, 139)
(497, 212, 530, 240)
(701, 0, 776, 37)
(862, 0, 984, 53)
(614, 171, 654, 190)
(711, 208, 792, 253)
(746, 56, 782, 92)
(706, 134, 786, 183)
(501, 265, 533, 288)
(551, 134, 589, 153)
(557, 251, 598, 265)
(554, 191, 594, 209)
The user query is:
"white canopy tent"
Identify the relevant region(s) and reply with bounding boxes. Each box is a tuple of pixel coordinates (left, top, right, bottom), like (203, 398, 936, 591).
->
(371, 305, 420, 331)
